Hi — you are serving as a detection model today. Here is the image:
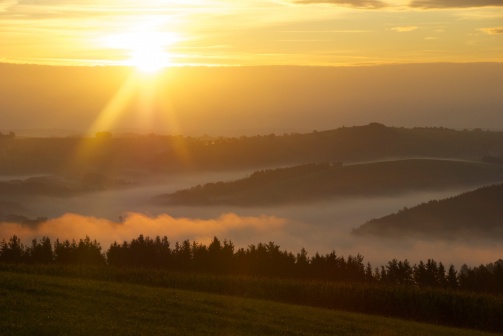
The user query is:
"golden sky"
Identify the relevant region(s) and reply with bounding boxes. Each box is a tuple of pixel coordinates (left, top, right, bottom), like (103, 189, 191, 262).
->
(1, 0, 502, 66)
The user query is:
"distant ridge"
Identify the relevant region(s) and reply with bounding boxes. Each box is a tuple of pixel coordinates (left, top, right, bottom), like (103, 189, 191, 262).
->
(2, 123, 503, 175)
(353, 183, 503, 239)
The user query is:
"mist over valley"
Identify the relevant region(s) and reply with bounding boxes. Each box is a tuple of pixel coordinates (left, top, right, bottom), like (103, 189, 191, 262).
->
(1, 124, 502, 268)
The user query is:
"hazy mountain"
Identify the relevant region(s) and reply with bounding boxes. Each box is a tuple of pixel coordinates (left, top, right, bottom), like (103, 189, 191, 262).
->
(353, 184, 503, 239)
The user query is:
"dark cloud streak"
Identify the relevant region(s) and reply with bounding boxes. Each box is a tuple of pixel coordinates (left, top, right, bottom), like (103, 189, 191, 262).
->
(480, 27, 503, 34)
(293, 0, 389, 9)
(410, 0, 503, 9)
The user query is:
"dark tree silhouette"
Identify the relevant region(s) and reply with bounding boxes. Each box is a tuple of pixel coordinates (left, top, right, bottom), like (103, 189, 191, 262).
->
(0, 235, 25, 263)
(54, 236, 105, 265)
(27, 237, 53, 264)
(2, 234, 502, 295)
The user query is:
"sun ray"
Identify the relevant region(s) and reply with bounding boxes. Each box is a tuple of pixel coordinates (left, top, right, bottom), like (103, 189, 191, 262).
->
(67, 67, 190, 176)
(88, 72, 139, 135)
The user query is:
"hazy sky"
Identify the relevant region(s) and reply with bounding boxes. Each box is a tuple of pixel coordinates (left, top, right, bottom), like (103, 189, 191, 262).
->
(1, 0, 502, 66)
(2, 63, 503, 135)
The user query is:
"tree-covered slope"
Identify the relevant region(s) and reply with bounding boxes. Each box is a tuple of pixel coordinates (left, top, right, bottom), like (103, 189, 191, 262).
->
(353, 184, 503, 239)
(156, 159, 503, 206)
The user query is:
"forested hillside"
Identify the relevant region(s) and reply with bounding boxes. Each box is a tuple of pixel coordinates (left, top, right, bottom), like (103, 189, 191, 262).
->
(157, 160, 503, 206)
(353, 184, 503, 239)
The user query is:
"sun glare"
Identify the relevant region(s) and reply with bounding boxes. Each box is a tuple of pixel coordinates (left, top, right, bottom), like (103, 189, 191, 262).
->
(130, 44, 170, 74)
(103, 28, 180, 73)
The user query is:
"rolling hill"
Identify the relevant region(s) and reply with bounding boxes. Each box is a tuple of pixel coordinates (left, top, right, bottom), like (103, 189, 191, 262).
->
(156, 159, 503, 206)
(353, 183, 503, 239)
(1, 270, 500, 335)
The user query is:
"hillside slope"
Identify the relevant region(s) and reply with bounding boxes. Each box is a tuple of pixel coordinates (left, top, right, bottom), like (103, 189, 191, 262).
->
(353, 184, 503, 239)
(0, 271, 499, 336)
(156, 159, 503, 206)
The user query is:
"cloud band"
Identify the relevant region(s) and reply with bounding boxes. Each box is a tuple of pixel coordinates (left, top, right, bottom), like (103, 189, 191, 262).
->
(293, 0, 388, 9)
(410, 0, 503, 9)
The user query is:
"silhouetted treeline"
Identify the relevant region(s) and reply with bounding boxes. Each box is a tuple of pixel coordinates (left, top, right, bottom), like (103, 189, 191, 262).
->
(2, 234, 502, 294)
(0, 235, 104, 266)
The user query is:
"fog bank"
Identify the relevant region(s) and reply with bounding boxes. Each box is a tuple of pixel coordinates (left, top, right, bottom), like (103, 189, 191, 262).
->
(2, 186, 501, 268)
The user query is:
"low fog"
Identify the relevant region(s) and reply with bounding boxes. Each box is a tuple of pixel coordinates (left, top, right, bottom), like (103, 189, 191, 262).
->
(1, 170, 501, 269)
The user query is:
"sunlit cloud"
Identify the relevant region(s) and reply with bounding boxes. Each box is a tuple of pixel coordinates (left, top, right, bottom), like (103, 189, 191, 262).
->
(278, 29, 372, 33)
(0, 0, 223, 19)
(292, 0, 389, 9)
(0, 212, 288, 249)
(454, 10, 503, 21)
(410, 0, 503, 9)
(479, 27, 503, 35)
(391, 25, 418, 32)
(1, 0, 502, 66)
(1, 210, 502, 268)
(0, 0, 16, 12)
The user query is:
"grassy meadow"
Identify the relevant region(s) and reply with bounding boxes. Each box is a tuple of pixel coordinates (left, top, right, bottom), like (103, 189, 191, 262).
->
(1, 270, 501, 336)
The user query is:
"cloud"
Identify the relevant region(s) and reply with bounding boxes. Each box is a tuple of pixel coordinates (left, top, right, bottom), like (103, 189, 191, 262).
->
(0, 1, 197, 21)
(2, 202, 503, 268)
(293, 0, 389, 9)
(0, 212, 288, 249)
(479, 27, 503, 35)
(391, 25, 419, 32)
(0, 0, 16, 12)
(410, 0, 503, 9)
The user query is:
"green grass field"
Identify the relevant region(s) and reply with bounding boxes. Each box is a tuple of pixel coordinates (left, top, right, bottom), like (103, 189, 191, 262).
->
(0, 271, 498, 336)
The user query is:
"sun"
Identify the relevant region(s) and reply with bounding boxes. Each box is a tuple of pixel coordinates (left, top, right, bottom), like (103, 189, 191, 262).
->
(103, 28, 179, 73)
(130, 42, 170, 74)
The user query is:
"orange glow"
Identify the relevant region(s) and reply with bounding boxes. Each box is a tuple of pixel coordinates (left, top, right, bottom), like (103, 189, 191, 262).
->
(1, 2, 502, 66)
